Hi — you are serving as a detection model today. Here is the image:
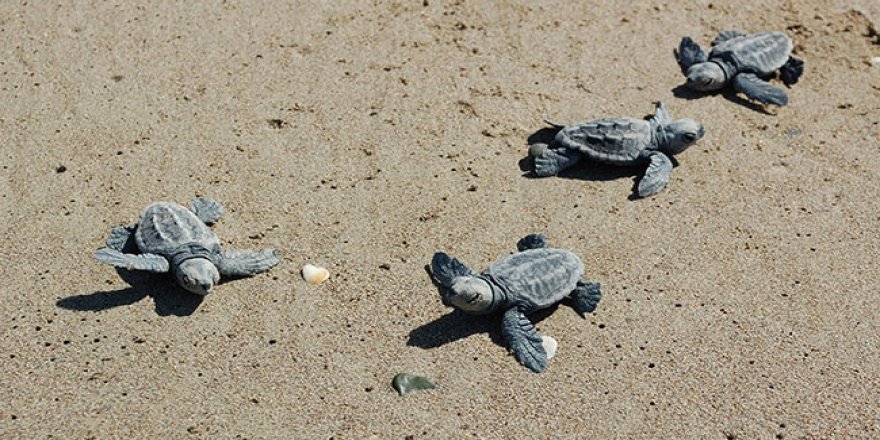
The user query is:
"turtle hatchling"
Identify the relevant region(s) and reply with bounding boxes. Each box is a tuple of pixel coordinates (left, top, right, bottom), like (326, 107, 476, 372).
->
(677, 30, 804, 106)
(94, 197, 280, 295)
(530, 102, 704, 198)
(430, 234, 602, 373)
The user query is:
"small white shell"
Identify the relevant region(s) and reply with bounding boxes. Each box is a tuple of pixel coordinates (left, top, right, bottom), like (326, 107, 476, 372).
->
(302, 264, 329, 284)
(541, 335, 558, 360)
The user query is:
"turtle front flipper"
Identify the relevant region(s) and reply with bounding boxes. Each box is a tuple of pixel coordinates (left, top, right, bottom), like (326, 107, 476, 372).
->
(533, 148, 582, 177)
(780, 57, 804, 86)
(94, 248, 170, 273)
(215, 248, 280, 277)
(569, 280, 602, 317)
(648, 101, 671, 125)
(430, 252, 475, 287)
(501, 307, 548, 373)
(105, 223, 138, 253)
(712, 30, 745, 46)
(516, 234, 547, 252)
(676, 37, 708, 74)
(731, 73, 788, 106)
(636, 152, 673, 198)
(191, 197, 225, 225)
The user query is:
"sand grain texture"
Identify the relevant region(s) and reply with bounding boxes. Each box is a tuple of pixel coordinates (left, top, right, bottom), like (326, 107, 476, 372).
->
(1, 1, 878, 438)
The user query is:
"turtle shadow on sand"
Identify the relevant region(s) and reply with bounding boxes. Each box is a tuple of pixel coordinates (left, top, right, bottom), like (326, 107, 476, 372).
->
(57, 268, 205, 317)
(407, 265, 557, 350)
(671, 83, 775, 115)
(58, 227, 205, 316)
(518, 126, 679, 201)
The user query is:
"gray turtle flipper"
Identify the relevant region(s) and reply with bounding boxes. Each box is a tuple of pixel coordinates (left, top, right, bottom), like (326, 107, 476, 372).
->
(712, 30, 745, 46)
(105, 223, 138, 253)
(649, 101, 670, 125)
(676, 37, 708, 73)
(516, 234, 547, 252)
(533, 148, 582, 177)
(94, 248, 170, 273)
(543, 119, 566, 130)
(732, 73, 788, 106)
(431, 252, 475, 286)
(501, 308, 548, 373)
(191, 197, 225, 225)
(215, 248, 280, 277)
(780, 57, 804, 86)
(569, 280, 602, 317)
(637, 152, 673, 198)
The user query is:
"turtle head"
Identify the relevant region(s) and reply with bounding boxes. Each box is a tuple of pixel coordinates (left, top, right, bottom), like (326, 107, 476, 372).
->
(443, 276, 497, 315)
(685, 62, 726, 91)
(661, 119, 705, 155)
(175, 258, 220, 295)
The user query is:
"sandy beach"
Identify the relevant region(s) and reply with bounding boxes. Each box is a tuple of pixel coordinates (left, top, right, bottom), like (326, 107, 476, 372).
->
(1, 1, 878, 438)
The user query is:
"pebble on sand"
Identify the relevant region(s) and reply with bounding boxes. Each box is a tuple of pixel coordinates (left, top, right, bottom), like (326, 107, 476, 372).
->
(392, 373, 436, 396)
(542, 335, 558, 360)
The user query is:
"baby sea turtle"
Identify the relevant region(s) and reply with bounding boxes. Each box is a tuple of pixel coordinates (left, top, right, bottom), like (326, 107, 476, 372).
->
(677, 30, 804, 106)
(94, 197, 280, 295)
(530, 102, 704, 198)
(430, 234, 602, 373)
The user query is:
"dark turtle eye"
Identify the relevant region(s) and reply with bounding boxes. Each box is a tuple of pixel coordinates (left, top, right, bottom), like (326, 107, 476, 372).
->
(683, 133, 697, 142)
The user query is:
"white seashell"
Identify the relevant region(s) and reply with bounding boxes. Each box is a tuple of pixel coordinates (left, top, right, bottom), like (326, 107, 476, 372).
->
(872, 56, 880, 65)
(541, 335, 558, 360)
(302, 264, 329, 284)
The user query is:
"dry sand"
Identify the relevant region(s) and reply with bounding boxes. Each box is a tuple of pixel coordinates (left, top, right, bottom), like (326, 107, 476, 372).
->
(1, 1, 879, 438)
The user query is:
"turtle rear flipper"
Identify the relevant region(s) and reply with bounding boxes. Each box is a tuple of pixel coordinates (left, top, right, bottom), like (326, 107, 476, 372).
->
(216, 248, 280, 277)
(569, 280, 602, 317)
(543, 119, 566, 130)
(191, 197, 224, 225)
(636, 153, 673, 198)
(105, 223, 138, 253)
(533, 148, 581, 177)
(430, 252, 474, 286)
(712, 30, 745, 46)
(780, 57, 804, 86)
(676, 37, 708, 73)
(732, 73, 788, 106)
(516, 234, 547, 252)
(95, 248, 170, 273)
(501, 308, 548, 373)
